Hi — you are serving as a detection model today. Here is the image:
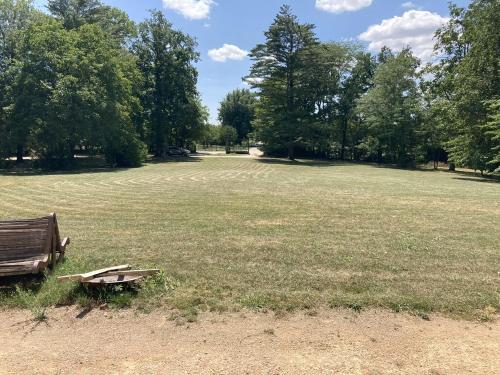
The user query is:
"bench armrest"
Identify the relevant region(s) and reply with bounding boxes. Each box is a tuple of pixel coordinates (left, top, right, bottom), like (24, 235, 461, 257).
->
(61, 237, 70, 252)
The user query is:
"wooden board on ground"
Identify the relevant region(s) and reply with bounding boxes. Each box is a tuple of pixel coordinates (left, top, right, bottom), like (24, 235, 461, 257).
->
(57, 265, 131, 283)
(83, 275, 146, 285)
(99, 269, 160, 278)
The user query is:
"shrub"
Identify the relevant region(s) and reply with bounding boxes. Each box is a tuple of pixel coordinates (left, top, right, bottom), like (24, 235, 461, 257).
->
(104, 128, 147, 167)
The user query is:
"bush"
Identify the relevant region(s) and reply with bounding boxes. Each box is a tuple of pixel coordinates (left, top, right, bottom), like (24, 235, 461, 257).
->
(105, 129, 147, 167)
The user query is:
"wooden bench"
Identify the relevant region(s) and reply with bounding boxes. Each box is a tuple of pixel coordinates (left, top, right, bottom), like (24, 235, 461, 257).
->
(0, 213, 70, 277)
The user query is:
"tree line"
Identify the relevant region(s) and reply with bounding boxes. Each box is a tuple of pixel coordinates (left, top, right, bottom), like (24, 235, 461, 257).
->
(219, 1, 498, 172)
(0, 0, 207, 168)
(1, 0, 498, 172)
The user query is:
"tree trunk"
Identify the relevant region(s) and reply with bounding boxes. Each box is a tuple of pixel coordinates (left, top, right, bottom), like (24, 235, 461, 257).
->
(288, 143, 295, 160)
(340, 118, 348, 161)
(16, 145, 24, 164)
(68, 142, 75, 162)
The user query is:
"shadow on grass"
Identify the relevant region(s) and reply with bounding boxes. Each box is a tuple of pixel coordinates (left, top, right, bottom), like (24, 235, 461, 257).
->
(0, 274, 45, 292)
(256, 157, 337, 167)
(146, 156, 203, 165)
(0, 273, 139, 311)
(0, 155, 203, 177)
(452, 176, 500, 184)
(0, 157, 129, 177)
(256, 157, 500, 181)
(0, 167, 130, 177)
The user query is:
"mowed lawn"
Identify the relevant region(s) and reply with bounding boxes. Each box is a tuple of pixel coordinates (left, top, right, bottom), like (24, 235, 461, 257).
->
(0, 156, 499, 318)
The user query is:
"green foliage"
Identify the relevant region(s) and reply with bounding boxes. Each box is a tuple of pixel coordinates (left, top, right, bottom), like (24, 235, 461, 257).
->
(482, 99, 500, 168)
(248, 5, 318, 159)
(218, 88, 257, 143)
(337, 52, 376, 159)
(199, 124, 221, 147)
(0, 0, 39, 162)
(0, 3, 206, 170)
(431, 0, 500, 172)
(245, 1, 497, 170)
(11, 20, 144, 168)
(356, 48, 422, 166)
(104, 126, 147, 167)
(13, 285, 47, 321)
(133, 11, 204, 157)
(48, 0, 136, 43)
(219, 125, 238, 150)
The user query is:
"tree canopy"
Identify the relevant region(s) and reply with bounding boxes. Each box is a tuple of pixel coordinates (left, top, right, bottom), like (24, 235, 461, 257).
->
(0, 1, 206, 168)
(230, 1, 498, 172)
(431, 0, 500, 172)
(1, 1, 498, 173)
(218, 89, 257, 143)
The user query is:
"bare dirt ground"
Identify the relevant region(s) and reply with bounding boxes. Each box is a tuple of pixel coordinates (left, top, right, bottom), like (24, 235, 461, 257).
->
(0, 308, 498, 375)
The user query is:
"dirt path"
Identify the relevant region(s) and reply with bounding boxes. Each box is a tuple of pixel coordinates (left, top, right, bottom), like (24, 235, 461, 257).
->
(0, 308, 498, 375)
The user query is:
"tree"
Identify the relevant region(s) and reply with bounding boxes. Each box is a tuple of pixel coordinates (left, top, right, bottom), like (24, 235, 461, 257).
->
(337, 52, 376, 160)
(48, 0, 101, 29)
(219, 125, 238, 153)
(200, 124, 220, 148)
(14, 19, 145, 167)
(432, 0, 500, 172)
(218, 88, 257, 143)
(297, 42, 353, 157)
(0, 0, 38, 162)
(133, 11, 201, 157)
(48, 0, 135, 43)
(172, 96, 209, 150)
(247, 5, 317, 159)
(357, 48, 422, 166)
(482, 99, 500, 168)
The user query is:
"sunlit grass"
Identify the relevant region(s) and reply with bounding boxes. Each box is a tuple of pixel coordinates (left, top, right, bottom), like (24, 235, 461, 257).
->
(0, 157, 499, 319)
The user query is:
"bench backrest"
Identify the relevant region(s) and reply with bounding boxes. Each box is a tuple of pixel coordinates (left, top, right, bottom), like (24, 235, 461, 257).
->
(0, 216, 52, 262)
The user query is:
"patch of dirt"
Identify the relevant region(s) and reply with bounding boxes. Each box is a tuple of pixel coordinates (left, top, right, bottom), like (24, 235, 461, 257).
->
(0, 308, 498, 375)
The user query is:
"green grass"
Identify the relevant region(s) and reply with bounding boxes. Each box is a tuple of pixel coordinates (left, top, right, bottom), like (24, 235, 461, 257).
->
(1, 157, 499, 319)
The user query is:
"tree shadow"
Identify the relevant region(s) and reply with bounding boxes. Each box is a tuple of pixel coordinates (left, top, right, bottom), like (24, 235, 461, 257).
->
(0, 167, 130, 177)
(0, 156, 132, 177)
(452, 176, 500, 184)
(146, 156, 203, 164)
(0, 156, 203, 176)
(256, 157, 337, 167)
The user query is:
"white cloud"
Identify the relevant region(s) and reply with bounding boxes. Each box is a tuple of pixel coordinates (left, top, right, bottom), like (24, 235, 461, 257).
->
(315, 0, 373, 14)
(162, 0, 214, 20)
(208, 44, 248, 62)
(401, 1, 421, 10)
(243, 77, 264, 86)
(359, 10, 449, 61)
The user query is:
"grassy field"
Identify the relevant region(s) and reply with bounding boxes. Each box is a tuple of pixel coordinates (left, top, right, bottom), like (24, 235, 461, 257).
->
(0, 156, 499, 319)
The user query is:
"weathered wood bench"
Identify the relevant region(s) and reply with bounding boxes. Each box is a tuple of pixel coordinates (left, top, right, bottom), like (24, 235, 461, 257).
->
(0, 213, 70, 277)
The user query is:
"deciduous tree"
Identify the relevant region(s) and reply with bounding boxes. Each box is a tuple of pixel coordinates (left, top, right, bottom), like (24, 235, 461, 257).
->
(218, 89, 257, 143)
(357, 48, 422, 166)
(133, 11, 200, 157)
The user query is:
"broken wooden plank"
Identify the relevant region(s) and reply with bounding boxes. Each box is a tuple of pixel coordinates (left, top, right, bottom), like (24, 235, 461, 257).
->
(83, 274, 144, 285)
(98, 269, 160, 278)
(57, 264, 130, 283)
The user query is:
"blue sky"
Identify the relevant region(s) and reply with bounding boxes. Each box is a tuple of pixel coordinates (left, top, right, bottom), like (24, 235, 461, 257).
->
(35, 0, 471, 122)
